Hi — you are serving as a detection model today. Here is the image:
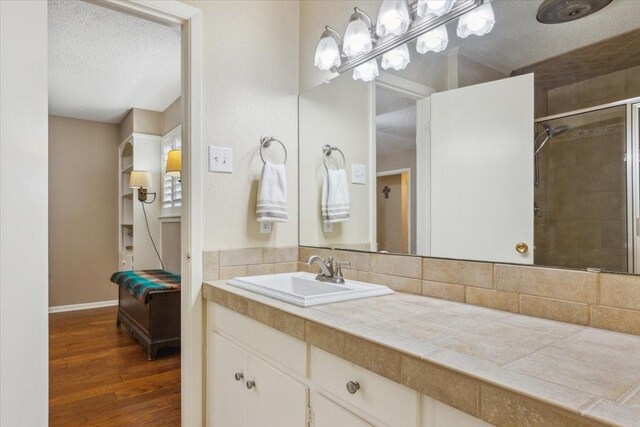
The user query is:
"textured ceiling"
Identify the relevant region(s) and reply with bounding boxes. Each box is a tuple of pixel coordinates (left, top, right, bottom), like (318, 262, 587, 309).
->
(446, 0, 640, 72)
(376, 86, 416, 157)
(48, 1, 181, 124)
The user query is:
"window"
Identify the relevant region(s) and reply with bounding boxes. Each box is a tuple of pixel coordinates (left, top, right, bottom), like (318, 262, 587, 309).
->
(162, 125, 182, 216)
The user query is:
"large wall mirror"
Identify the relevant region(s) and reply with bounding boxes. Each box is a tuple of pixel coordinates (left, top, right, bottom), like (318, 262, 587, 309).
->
(299, 0, 640, 273)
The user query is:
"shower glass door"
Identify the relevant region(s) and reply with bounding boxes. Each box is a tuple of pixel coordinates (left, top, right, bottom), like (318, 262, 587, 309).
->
(534, 105, 629, 272)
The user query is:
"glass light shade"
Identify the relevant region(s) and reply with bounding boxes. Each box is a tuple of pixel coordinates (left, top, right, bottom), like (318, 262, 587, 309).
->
(381, 44, 410, 70)
(129, 170, 152, 188)
(417, 0, 455, 17)
(165, 149, 181, 178)
(314, 36, 341, 71)
(457, 3, 495, 38)
(376, 0, 411, 37)
(344, 18, 373, 58)
(352, 59, 379, 82)
(416, 25, 449, 53)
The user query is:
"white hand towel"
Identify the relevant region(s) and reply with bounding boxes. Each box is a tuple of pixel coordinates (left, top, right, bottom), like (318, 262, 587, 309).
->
(256, 162, 288, 223)
(321, 168, 350, 223)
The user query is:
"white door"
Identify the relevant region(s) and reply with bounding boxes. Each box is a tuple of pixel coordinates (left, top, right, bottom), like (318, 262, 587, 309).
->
(311, 393, 371, 427)
(430, 74, 534, 264)
(246, 353, 309, 427)
(208, 333, 247, 427)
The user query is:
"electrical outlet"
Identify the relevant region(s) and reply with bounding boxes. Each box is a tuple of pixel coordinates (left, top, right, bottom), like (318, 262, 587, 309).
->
(259, 221, 273, 234)
(209, 146, 233, 173)
(323, 222, 333, 232)
(352, 163, 366, 184)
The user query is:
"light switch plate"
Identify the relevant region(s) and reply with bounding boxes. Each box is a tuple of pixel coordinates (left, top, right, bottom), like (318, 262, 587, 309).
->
(352, 163, 366, 184)
(209, 146, 233, 173)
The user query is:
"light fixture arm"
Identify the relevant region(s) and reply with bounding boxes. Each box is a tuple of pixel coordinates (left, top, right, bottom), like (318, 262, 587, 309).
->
(333, 0, 486, 74)
(350, 7, 375, 31)
(137, 187, 157, 204)
(321, 25, 343, 46)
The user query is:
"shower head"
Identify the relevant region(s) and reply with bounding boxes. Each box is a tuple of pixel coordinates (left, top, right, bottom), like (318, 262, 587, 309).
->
(547, 124, 569, 137)
(537, 0, 613, 24)
(534, 124, 569, 156)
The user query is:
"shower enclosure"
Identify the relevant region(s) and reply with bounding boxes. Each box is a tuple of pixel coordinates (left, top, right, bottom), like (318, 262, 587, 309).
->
(534, 98, 640, 272)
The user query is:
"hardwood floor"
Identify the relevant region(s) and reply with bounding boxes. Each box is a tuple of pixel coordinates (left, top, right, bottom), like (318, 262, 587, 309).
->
(49, 306, 181, 426)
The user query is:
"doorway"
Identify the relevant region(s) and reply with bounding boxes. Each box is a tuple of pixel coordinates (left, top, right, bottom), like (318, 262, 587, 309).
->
(46, 1, 202, 425)
(376, 170, 410, 254)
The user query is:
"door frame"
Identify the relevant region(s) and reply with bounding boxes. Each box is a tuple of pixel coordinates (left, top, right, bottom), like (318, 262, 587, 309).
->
(632, 102, 640, 273)
(374, 72, 435, 255)
(377, 168, 412, 253)
(87, 1, 203, 424)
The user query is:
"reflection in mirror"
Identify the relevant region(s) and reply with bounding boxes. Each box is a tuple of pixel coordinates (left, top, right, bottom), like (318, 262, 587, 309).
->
(300, 0, 640, 273)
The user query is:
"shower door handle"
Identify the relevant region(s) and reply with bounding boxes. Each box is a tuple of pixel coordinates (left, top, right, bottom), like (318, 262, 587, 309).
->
(515, 242, 529, 254)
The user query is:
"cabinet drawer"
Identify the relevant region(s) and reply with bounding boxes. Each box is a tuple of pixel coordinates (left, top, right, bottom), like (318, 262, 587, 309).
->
(208, 302, 307, 376)
(311, 346, 419, 427)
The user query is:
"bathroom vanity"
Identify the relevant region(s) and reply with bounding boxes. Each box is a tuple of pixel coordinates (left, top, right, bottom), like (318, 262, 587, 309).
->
(204, 278, 640, 427)
(205, 285, 489, 427)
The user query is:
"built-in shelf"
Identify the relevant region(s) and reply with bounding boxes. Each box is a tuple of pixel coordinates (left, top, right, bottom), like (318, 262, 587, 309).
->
(122, 164, 133, 174)
(123, 192, 133, 200)
(122, 223, 133, 227)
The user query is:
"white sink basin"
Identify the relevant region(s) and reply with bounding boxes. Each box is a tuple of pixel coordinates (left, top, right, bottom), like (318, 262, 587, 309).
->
(228, 272, 394, 307)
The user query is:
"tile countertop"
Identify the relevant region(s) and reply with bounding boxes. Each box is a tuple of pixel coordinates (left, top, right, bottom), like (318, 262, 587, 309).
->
(203, 281, 640, 427)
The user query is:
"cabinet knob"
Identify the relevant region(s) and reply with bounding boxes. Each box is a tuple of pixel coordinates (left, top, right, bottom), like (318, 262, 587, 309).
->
(246, 380, 256, 390)
(234, 372, 243, 381)
(515, 242, 529, 254)
(346, 381, 360, 394)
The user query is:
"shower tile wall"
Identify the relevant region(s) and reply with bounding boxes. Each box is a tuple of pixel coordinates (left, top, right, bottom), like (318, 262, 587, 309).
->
(534, 114, 627, 272)
(546, 65, 640, 116)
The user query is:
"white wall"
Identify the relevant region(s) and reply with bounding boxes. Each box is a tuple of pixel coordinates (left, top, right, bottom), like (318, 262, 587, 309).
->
(299, 74, 374, 249)
(185, 0, 299, 252)
(0, 1, 49, 425)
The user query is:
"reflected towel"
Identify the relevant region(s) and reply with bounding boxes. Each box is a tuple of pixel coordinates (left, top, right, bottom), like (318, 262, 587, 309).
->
(256, 162, 288, 223)
(322, 168, 350, 223)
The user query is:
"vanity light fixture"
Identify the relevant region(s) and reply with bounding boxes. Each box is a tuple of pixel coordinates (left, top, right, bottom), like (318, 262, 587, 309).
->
(314, 26, 343, 71)
(343, 8, 375, 58)
(353, 58, 379, 81)
(457, 2, 495, 38)
(376, 0, 412, 37)
(315, 0, 489, 77)
(416, 24, 449, 53)
(417, 0, 456, 17)
(381, 43, 411, 70)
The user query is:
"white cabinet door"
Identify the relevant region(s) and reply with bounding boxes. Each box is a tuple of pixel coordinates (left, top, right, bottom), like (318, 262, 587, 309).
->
(246, 352, 309, 427)
(311, 392, 371, 427)
(422, 395, 492, 427)
(430, 74, 534, 264)
(208, 333, 248, 427)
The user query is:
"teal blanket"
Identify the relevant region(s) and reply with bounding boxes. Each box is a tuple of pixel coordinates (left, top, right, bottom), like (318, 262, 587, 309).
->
(111, 270, 180, 303)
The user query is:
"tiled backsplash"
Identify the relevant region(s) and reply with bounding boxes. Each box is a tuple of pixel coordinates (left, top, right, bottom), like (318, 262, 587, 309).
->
(203, 246, 640, 336)
(203, 247, 299, 281)
(298, 247, 640, 336)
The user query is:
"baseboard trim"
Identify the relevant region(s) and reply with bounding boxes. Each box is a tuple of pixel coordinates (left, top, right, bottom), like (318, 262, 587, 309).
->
(49, 299, 118, 313)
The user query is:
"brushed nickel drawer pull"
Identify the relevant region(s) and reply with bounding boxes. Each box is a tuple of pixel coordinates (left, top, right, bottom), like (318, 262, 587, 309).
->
(346, 381, 360, 394)
(234, 372, 244, 381)
(246, 380, 256, 389)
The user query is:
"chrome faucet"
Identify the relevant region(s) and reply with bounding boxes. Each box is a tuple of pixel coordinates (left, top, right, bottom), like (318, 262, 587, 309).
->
(306, 255, 351, 284)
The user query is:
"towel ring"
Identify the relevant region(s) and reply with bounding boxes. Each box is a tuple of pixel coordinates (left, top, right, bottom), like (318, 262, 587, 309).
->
(260, 136, 287, 165)
(323, 144, 346, 171)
